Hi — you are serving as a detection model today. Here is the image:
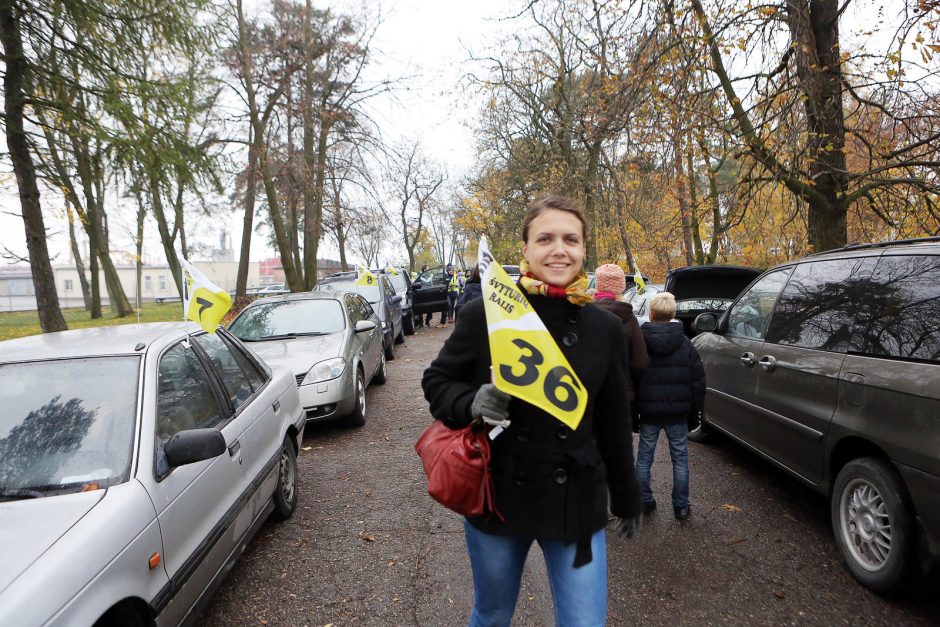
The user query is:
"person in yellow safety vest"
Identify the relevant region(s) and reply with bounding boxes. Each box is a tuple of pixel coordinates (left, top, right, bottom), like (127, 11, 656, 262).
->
(440, 264, 460, 327)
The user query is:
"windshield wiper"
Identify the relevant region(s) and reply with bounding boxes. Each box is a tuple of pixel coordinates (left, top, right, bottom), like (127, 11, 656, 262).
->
(0, 487, 46, 500)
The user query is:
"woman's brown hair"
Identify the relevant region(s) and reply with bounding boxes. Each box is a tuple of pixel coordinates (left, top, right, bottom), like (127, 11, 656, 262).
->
(521, 194, 587, 242)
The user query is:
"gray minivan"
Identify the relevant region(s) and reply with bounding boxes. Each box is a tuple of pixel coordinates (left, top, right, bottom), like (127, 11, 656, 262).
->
(692, 237, 940, 594)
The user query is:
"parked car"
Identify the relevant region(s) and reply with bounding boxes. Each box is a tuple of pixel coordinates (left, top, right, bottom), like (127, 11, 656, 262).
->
(691, 237, 940, 593)
(257, 283, 288, 295)
(664, 265, 762, 338)
(502, 264, 521, 282)
(377, 266, 416, 336)
(228, 292, 386, 427)
(315, 272, 404, 360)
(628, 283, 664, 326)
(410, 266, 449, 325)
(0, 322, 304, 626)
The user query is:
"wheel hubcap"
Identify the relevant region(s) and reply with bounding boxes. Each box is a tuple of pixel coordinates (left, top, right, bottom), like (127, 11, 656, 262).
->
(840, 478, 891, 572)
(358, 374, 366, 415)
(279, 448, 295, 503)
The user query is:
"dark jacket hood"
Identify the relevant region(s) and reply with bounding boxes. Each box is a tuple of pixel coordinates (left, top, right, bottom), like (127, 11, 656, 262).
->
(641, 321, 685, 356)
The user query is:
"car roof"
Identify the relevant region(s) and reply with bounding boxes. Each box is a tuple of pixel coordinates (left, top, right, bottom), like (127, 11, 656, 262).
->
(245, 290, 350, 306)
(0, 321, 201, 363)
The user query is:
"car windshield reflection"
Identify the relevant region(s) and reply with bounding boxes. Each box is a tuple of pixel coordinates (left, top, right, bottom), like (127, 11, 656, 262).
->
(0, 356, 140, 498)
(230, 299, 346, 340)
(315, 280, 381, 304)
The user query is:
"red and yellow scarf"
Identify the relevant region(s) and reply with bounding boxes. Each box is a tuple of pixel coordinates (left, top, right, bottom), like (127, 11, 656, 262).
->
(518, 260, 592, 306)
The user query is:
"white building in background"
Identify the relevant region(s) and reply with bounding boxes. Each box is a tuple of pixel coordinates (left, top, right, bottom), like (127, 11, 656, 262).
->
(0, 261, 260, 312)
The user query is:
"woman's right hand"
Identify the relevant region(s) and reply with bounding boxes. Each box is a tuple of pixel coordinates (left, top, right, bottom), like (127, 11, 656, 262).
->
(471, 383, 512, 423)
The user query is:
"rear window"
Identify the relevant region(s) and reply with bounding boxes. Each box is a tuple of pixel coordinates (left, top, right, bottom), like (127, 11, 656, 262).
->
(849, 255, 940, 362)
(0, 356, 140, 495)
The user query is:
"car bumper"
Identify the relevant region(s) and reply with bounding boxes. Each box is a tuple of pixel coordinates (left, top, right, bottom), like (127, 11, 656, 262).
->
(297, 369, 356, 421)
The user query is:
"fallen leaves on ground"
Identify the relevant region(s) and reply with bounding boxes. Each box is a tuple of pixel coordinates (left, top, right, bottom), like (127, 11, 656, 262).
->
(721, 503, 742, 512)
(773, 590, 786, 599)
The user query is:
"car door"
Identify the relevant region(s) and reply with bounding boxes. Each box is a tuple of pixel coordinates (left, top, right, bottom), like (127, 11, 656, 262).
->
(757, 256, 878, 483)
(347, 294, 380, 380)
(144, 339, 247, 625)
(698, 268, 792, 446)
(382, 275, 403, 338)
(192, 330, 284, 531)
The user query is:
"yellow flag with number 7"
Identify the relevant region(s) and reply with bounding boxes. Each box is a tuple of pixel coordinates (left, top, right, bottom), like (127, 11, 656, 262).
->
(478, 238, 587, 430)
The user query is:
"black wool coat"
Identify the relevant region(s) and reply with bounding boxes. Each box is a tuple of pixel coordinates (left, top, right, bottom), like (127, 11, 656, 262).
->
(422, 293, 642, 564)
(590, 299, 650, 400)
(635, 322, 706, 426)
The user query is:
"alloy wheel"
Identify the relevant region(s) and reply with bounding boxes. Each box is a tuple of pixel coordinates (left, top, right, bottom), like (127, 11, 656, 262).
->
(839, 477, 892, 572)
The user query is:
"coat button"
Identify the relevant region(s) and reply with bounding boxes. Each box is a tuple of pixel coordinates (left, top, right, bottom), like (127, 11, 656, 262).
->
(515, 427, 531, 442)
(553, 468, 568, 485)
(567, 311, 581, 324)
(562, 332, 578, 347)
(556, 425, 570, 440)
(514, 471, 528, 486)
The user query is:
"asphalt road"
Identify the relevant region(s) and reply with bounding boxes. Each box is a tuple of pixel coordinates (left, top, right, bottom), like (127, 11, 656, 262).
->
(201, 323, 940, 626)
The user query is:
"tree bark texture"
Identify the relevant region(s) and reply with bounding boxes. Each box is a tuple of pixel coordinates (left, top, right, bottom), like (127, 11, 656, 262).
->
(0, 0, 67, 332)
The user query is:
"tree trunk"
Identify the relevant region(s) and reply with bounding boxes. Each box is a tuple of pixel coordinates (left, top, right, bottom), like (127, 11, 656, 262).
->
(672, 125, 694, 266)
(236, 135, 257, 298)
(66, 202, 92, 310)
(135, 192, 146, 308)
(0, 1, 67, 332)
(148, 169, 183, 297)
(705, 165, 722, 264)
(686, 147, 705, 265)
(89, 238, 101, 318)
(786, 0, 847, 252)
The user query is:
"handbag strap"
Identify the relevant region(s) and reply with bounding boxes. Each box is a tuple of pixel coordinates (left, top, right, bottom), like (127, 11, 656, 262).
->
(475, 429, 504, 521)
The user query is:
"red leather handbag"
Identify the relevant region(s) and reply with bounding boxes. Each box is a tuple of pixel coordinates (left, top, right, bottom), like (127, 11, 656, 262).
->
(415, 420, 500, 518)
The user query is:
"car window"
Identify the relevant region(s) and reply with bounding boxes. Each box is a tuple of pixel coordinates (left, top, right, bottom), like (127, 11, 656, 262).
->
(357, 295, 375, 319)
(0, 356, 139, 493)
(316, 279, 381, 304)
(726, 268, 792, 339)
(764, 258, 877, 351)
(221, 333, 267, 391)
(417, 268, 446, 285)
(156, 342, 225, 443)
(849, 255, 940, 361)
(382, 275, 395, 296)
(229, 298, 346, 339)
(387, 272, 407, 293)
(345, 294, 362, 324)
(193, 333, 255, 410)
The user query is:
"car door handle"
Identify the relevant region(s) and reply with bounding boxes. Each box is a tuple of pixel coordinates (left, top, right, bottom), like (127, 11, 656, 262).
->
(758, 355, 777, 372)
(272, 399, 280, 413)
(740, 352, 756, 367)
(228, 440, 241, 457)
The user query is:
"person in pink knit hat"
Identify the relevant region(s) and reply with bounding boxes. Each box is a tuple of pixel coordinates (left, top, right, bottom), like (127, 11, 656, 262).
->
(592, 263, 649, 402)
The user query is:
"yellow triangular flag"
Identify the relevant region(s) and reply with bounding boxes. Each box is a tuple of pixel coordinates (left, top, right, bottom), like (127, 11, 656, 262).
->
(632, 259, 647, 294)
(356, 264, 378, 286)
(385, 265, 399, 275)
(478, 238, 588, 430)
(180, 258, 232, 334)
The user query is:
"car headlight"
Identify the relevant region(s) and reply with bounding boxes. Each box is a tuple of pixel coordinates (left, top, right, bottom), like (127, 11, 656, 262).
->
(301, 357, 346, 385)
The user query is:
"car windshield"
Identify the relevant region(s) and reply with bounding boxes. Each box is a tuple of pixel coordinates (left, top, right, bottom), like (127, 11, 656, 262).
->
(230, 299, 346, 339)
(0, 356, 140, 497)
(385, 272, 406, 293)
(316, 279, 380, 304)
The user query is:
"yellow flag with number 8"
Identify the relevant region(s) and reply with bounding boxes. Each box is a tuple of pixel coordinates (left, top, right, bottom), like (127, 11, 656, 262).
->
(478, 238, 587, 430)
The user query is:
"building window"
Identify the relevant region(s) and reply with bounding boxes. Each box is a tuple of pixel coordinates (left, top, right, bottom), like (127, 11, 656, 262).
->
(64, 279, 73, 291)
(159, 275, 166, 291)
(145, 275, 152, 291)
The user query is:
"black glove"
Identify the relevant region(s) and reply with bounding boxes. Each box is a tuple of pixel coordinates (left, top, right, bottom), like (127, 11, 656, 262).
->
(612, 514, 642, 539)
(688, 411, 702, 431)
(471, 383, 512, 423)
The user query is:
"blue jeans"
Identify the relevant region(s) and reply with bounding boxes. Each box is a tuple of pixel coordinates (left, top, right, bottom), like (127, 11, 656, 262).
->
(463, 521, 607, 627)
(635, 422, 690, 509)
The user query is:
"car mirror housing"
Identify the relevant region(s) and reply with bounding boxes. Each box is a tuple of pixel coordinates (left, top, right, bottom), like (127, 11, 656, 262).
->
(164, 428, 226, 468)
(355, 320, 377, 333)
(412, 282, 423, 289)
(693, 312, 719, 334)
(390, 294, 403, 304)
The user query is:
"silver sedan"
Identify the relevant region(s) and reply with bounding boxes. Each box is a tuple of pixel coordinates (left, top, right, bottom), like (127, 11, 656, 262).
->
(228, 291, 386, 427)
(0, 322, 305, 626)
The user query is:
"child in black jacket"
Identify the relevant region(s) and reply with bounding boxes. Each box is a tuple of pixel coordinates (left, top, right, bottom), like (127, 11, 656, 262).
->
(634, 291, 705, 520)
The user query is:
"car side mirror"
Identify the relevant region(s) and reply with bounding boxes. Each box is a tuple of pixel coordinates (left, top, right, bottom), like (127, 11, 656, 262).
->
(412, 282, 423, 290)
(355, 320, 377, 333)
(390, 294, 402, 304)
(164, 428, 226, 468)
(693, 312, 719, 334)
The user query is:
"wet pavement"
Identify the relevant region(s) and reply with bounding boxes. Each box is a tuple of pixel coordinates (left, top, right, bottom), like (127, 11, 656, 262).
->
(201, 323, 940, 626)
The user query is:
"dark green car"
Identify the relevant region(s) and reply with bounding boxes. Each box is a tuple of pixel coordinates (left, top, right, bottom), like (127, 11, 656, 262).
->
(692, 237, 940, 594)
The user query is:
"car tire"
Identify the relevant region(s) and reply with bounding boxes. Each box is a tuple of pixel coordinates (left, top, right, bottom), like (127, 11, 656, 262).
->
(687, 421, 708, 442)
(831, 457, 916, 594)
(403, 311, 415, 335)
(345, 368, 367, 427)
(395, 324, 405, 344)
(384, 336, 396, 361)
(372, 351, 388, 385)
(271, 437, 298, 521)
